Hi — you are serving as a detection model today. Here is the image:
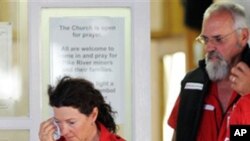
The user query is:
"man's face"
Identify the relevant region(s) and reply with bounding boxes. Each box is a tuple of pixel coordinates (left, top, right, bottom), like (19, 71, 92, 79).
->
(201, 11, 244, 81)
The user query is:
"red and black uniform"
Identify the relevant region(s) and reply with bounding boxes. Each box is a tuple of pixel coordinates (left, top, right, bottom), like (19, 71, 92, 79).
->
(168, 82, 239, 141)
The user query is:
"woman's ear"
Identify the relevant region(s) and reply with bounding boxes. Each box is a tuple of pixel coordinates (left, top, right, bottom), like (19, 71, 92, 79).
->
(90, 107, 98, 122)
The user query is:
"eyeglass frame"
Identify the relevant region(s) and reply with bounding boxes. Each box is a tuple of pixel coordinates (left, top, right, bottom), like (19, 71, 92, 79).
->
(195, 28, 242, 45)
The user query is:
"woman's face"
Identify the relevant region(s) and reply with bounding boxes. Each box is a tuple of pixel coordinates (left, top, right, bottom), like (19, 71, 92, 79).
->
(53, 106, 97, 141)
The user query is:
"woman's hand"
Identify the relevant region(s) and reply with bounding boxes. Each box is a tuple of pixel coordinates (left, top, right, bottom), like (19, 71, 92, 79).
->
(39, 118, 57, 141)
(230, 62, 250, 96)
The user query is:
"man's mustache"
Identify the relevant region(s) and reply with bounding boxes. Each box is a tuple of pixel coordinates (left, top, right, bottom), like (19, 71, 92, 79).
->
(207, 51, 223, 61)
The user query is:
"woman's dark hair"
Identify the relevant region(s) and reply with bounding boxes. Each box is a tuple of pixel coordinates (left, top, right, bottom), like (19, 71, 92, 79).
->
(48, 76, 117, 133)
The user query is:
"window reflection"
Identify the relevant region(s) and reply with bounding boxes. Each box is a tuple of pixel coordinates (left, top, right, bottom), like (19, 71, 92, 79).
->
(0, 0, 28, 117)
(0, 67, 21, 100)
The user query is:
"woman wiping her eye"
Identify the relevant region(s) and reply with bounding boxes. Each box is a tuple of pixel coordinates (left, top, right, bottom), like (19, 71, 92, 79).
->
(39, 76, 125, 141)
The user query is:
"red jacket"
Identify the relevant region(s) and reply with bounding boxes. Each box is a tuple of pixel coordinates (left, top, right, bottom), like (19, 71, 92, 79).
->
(57, 122, 125, 141)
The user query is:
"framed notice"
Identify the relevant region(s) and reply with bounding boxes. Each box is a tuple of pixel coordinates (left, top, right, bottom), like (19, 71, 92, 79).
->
(41, 8, 131, 129)
(50, 17, 125, 123)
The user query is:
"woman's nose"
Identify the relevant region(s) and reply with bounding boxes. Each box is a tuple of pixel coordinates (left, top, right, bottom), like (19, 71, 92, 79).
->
(59, 124, 68, 136)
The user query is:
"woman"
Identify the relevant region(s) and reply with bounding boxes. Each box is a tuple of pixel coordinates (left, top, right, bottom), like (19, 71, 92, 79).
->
(39, 76, 125, 141)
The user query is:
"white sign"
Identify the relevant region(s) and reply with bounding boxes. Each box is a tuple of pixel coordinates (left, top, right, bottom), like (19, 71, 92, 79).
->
(50, 17, 125, 123)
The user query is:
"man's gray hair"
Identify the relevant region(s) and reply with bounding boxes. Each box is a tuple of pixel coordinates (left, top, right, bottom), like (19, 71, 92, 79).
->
(203, 1, 248, 29)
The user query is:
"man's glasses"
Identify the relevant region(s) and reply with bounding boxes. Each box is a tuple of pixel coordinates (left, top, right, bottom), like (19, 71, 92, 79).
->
(196, 28, 241, 45)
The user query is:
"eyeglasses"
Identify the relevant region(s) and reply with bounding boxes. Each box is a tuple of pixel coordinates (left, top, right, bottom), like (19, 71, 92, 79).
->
(196, 28, 241, 45)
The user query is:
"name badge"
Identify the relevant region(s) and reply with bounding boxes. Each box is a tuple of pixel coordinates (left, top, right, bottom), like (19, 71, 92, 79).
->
(184, 82, 203, 90)
(204, 104, 215, 111)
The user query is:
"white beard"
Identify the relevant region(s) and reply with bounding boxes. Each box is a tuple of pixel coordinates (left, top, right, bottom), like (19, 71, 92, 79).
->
(205, 51, 229, 81)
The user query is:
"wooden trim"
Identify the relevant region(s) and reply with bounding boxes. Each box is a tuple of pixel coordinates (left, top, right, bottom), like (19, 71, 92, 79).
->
(151, 1, 169, 39)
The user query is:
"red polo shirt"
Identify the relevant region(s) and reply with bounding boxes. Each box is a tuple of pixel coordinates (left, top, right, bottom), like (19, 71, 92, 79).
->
(168, 82, 239, 141)
(98, 122, 125, 141)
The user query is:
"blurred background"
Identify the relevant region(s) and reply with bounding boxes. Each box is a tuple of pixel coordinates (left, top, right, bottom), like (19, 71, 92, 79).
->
(151, 0, 203, 140)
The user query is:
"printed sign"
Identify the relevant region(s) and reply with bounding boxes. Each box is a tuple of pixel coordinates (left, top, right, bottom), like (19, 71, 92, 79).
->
(50, 17, 125, 123)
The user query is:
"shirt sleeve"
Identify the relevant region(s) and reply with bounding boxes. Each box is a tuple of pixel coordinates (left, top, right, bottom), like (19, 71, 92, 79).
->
(230, 93, 250, 125)
(167, 96, 180, 129)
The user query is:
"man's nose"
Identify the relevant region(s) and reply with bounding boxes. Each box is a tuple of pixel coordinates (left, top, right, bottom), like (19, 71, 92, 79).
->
(204, 41, 217, 52)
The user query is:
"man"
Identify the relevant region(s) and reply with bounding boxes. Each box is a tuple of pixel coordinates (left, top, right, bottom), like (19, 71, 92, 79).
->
(168, 2, 250, 141)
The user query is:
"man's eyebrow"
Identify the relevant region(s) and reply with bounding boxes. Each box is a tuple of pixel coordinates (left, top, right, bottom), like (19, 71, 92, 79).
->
(201, 34, 222, 38)
(211, 35, 222, 38)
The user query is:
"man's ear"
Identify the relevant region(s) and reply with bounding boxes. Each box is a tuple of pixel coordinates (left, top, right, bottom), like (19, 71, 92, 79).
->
(240, 28, 249, 45)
